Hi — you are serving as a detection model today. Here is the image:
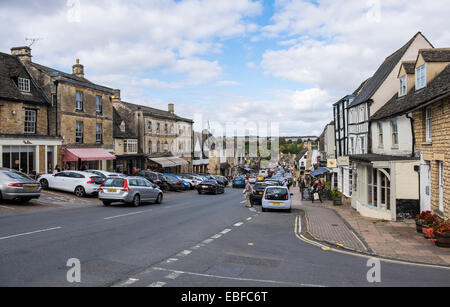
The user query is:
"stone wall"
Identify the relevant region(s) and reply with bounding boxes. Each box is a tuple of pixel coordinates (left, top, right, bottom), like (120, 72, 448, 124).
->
(0, 100, 48, 135)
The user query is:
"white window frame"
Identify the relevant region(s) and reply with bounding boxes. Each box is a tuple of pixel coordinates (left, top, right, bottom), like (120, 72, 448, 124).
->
(378, 122, 383, 148)
(18, 77, 31, 92)
(391, 120, 398, 147)
(24, 109, 36, 134)
(76, 91, 83, 111)
(416, 64, 426, 90)
(439, 161, 444, 213)
(75, 121, 83, 144)
(96, 96, 102, 114)
(425, 106, 432, 142)
(96, 123, 103, 144)
(399, 75, 407, 96)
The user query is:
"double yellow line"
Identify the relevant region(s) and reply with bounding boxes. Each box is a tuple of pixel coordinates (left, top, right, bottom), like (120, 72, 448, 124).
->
(294, 215, 450, 270)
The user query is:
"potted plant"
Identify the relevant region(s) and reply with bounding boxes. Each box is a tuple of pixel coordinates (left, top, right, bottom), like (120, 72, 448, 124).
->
(432, 219, 450, 248)
(414, 211, 434, 233)
(414, 213, 425, 233)
(330, 188, 342, 206)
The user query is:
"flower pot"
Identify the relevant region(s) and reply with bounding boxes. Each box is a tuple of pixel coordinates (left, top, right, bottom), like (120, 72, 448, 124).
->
(333, 198, 342, 206)
(435, 232, 450, 248)
(415, 221, 423, 233)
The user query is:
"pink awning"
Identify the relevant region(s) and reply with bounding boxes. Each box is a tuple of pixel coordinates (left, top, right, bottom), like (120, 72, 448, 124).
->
(63, 148, 116, 162)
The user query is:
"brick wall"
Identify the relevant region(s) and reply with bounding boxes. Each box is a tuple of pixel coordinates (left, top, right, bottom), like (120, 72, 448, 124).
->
(413, 96, 450, 219)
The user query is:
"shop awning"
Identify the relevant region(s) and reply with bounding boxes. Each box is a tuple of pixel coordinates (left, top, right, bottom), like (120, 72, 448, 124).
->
(311, 168, 330, 177)
(63, 148, 116, 162)
(148, 157, 188, 167)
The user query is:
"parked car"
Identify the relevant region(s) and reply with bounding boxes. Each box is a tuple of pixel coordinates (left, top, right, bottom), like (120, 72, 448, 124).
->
(250, 182, 272, 206)
(232, 177, 246, 188)
(212, 175, 228, 187)
(248, 176, 257, 184)
(261, 186, 292, 213)
(137, 171, 169, 191)
(38, 171, 104, 197)
(163, 174, 184, 191)
(197, 180, 225, 195)
(0, 168, 41, 202)
(98, 177, 163, 207)
(179, 175, 202, 188)
(87, 170, 127, 179)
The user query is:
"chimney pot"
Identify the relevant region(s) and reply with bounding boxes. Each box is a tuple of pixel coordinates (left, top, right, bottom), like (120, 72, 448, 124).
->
(168, 103, 174, 114)
(112, 89, 121, 100)
(11, 46, 32, 63)
(72, 59, 84, 78)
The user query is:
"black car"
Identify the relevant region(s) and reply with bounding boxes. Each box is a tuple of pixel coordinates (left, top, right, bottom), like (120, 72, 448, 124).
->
(250, 182, 271, 205)
(197, 180, 225, 195)
(212, 175, 228, 187)
(137, 171, 169, 191)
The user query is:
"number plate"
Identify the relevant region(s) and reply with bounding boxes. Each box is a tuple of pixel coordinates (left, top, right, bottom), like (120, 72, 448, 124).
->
(202, 186, 208, 188)
(272, 202, 282, 205)
(108, 189, 118, 193)
(25, 186, 37, 190)
(259, 192, 263, 195)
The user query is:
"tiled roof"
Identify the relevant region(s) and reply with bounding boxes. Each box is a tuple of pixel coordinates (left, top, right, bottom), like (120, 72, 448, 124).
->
(27, 62, 113, 94)
(420, 48, 450, 62)
(401, 61, 416, 74)
(349, 32, 426, 108)
(121, 101, 193, 123)
(112, 107, 138, 139)
(0, 52, 48, 104)
(371, 64, 450, 120)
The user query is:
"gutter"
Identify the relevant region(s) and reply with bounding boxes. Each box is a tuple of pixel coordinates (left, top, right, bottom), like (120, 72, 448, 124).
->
(406, 113, 416, 158)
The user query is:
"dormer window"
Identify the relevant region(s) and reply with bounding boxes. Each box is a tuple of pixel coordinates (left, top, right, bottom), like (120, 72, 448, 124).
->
(399, 75, 407, 96)
(416, 64, 426, 90)
(18, 77, 30, 92)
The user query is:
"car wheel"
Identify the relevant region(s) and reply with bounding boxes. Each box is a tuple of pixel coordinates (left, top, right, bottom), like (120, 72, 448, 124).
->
(103, 201, 112, 206)
(262, 207, 267, 212)
(156, 193, 163, 204)
(198, 190, 202, 195)
(0, 191, 3, 203)
(21, 198, 32, 203)
(74, 186, 86, 197)
(132, 194, 141, 207)
(40, 179, 49, 190)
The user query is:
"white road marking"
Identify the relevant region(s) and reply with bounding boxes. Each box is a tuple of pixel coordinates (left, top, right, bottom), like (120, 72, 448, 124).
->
(103, 210, 151, 220)
(220, 229, 232, 234)
(246, 217, 252, 221)
(165, 271, 183, 280)
(202, 239, 214, 244)
(211, 234, 222, 239)
(115, 278, 139, 287)
(153, 267, 325, 287)
(240, 201, 246, 204)
(166, 258, 178, 264)
(177, 250, 192, 257)
(233, 222, 244, 227)
(147, 281, 166, 287)
(191, 244, 204, 250)
(0, 226, 62, 241)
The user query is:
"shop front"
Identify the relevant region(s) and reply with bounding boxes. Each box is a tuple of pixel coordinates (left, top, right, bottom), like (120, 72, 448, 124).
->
(62, 147, 116, 171)
(0, 137, 62, 176)
(113, 154, 147, 175)
(147, 156, 189, 174)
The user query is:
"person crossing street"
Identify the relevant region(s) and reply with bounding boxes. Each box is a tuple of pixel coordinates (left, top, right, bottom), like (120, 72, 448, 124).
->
(243, 180, 253, 208)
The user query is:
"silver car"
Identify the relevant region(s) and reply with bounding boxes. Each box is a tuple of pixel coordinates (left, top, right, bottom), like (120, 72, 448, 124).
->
(0, 168, 41, 202)
(98, 176, 163, 207)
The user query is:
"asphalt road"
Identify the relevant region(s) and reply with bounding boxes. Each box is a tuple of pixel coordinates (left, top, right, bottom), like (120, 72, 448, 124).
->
(0, 188, 449, 287)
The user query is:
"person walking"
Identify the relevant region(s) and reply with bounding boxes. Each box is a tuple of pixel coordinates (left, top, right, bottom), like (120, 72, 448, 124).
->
(299, 177, 306, 200)
(243, 180, 253, 208)
(311, 180, 323, 203)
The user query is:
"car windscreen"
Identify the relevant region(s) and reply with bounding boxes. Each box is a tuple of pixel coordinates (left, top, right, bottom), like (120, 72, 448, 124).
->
(265, 188, 288, 200)
(201, 180, 216, 185)
(102, 178, 125, 187)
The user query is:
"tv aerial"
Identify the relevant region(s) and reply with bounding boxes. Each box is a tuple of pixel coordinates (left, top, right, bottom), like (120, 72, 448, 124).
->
(25, 38, 42, 47)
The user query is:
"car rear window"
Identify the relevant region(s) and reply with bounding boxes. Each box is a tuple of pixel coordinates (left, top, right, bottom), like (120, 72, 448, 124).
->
(254, 183, 269, 189)
(4, 171, 31, 180)
(265, 188, 288, 200)
(103, 178, 125, 187)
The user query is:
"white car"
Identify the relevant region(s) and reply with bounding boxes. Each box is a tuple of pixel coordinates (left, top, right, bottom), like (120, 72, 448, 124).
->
(261, 186, 292, 213)
(87, 170, 127, 179)
(38, 171, 104, 197)
(248, 176, 257, 184)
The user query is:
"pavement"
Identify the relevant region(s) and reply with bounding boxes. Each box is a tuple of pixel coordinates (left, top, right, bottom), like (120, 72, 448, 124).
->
(290, 187, 450, 266)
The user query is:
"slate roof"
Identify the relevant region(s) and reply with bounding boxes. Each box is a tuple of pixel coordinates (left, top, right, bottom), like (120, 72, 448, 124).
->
(400, 61, 416, 75)
(419, 48, 450, 62)
(120, 101, 193, 123)
(112, 107, 138, 139)
(295, 148, 308, 162)
(371, 64, 450, 120)
(0, 52, 48, 104)
(349, 32, 427, 108)
(27, 62, 114, 94)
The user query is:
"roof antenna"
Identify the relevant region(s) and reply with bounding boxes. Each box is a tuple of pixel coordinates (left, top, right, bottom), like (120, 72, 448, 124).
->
(25, 38, 42, 47)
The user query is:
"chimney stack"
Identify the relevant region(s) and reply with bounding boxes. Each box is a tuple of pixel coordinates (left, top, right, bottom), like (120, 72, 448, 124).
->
(11, 46, 32, 63)
(72, 59, 84, 78)
(168, 103, 174, 114)
(112, 89, 121, 101)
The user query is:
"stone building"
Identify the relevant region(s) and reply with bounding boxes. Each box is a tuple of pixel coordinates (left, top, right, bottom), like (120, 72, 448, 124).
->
(112, 92, 193, 173)
(0, 51, 62, 175)
(11, 46, 116, 171)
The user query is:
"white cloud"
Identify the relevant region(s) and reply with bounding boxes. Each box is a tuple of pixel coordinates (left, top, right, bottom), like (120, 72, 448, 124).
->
(261, 0, 450, 94)
(214, 80, 241, 87)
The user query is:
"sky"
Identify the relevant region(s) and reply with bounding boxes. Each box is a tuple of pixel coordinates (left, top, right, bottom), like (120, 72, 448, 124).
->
(1, 0, 450, 136)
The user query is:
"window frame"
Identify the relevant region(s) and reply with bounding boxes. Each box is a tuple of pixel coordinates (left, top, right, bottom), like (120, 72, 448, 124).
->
(416, 64, 426, 90)
(18, 77, 31, 92)
(399, 75, 407, 96)
(96, 123, 103, 144)
(75, 121, 84, 144)
(95, 95, 102, 114)
(75, 91, 84, 111)
(425, 106, 432, 142)
(378, 122, 383, 148)
(391, 120, 399, 147)
(24, 109, 37, 134)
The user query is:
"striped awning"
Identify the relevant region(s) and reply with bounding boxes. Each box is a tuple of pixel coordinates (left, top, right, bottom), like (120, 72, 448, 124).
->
(149, 157, 189, 167)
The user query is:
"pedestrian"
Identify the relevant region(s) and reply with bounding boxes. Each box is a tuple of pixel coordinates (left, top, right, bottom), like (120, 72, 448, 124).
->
(293, 176, 297, 188)
(299, 178, 305, 200)
(53, 165, 61, 174)
(243, 180, 253, 208)
(311, 180, 323, 203)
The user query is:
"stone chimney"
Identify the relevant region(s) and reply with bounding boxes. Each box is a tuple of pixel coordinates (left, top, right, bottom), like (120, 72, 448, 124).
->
(112, 89, 121, 101)
(72, 59, 84, 78)
(11, 46, 32, 63)
(168, 103, 174, 114)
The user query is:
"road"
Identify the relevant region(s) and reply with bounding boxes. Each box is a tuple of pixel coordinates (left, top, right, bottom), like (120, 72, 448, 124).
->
(0, 187, 449, 287)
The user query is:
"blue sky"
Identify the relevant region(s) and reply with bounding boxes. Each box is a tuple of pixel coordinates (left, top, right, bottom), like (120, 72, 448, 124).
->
(1, 0, 450, 136)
